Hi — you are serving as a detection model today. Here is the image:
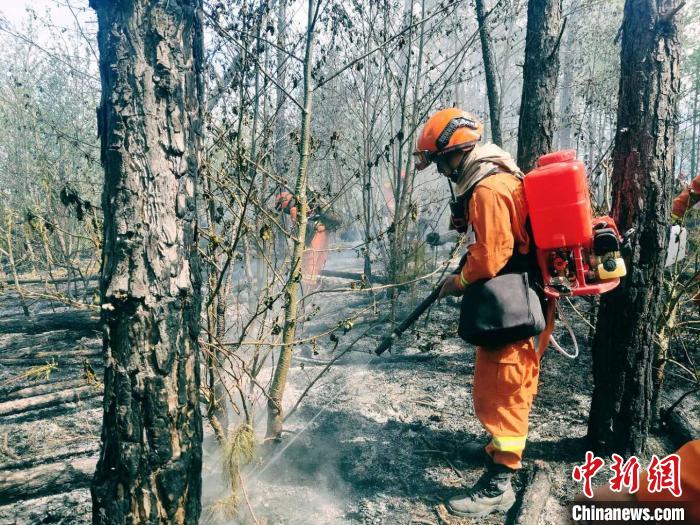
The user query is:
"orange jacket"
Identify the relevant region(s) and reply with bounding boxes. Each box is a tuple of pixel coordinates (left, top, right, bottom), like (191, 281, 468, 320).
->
(457, 172, 531, 288)
(672, 175, 700, 221)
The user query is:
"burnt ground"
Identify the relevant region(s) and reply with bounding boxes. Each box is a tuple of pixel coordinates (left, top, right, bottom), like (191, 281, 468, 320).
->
(0, 251, 698, 525)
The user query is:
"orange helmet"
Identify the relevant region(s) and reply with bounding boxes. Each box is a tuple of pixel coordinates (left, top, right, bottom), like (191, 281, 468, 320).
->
(414, 108, 482, 171)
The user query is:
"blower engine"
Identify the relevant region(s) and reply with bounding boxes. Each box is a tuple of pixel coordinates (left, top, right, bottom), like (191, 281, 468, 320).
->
(524, 150, 627, 299)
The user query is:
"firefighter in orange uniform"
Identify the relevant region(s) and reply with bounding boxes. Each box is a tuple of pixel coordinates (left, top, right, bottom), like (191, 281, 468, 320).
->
(414, 108, 553, 517)
(275, 191, 339, 291)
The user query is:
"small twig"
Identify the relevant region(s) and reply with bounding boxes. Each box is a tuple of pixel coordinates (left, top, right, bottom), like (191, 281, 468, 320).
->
(445, 457, 466, 481)
(421, 437, 465, 480)
(664, 385, 700, 418)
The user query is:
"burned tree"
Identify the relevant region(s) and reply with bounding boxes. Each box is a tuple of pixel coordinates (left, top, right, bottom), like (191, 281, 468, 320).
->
(517, 0, 564, 172)
(587, 0, 681, 456)
(90, 1, 204, 523)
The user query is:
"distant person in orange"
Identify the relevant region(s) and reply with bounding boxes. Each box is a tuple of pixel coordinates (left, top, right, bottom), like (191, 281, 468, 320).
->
(671, 174, 700, 223)
(275, 191, 339, 291)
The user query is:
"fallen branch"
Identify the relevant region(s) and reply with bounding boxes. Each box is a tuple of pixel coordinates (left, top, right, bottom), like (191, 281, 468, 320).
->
(0, 310, 99, 335)
(0, 356, 102, 367)
(0, 385, 102, 417)
(1, 378, 88, 402)
(0, 455, 97, 504)
(2, 346, 100, 360)
(5, 396, 102, 424)
(2, 330, 97, 354)
(320, 269, 387, 284)
(12, 275, 98, 286)
(0, 443, 99, 472)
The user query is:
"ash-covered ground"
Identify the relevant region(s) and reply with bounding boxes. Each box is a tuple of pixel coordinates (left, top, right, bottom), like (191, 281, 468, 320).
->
(0, 246, 697, 525)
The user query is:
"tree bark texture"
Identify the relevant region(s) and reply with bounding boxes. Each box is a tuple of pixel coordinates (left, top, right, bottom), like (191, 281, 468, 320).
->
(516, 0, 563, 172)
(587, 0, 680, 457)
(89, 1, 204, 524)
(475, 0, 503, 147)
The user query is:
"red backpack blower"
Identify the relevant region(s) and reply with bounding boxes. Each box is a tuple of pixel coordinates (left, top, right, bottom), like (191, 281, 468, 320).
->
(524, 150, 628, 299)
(374, 150, 630, 357)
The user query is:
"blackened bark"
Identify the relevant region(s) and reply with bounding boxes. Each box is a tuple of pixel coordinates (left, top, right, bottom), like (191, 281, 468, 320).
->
(475, 0, 502, 147)
(517, 0, 564, 172)
(89, 1, 204, 524)
(587, 0, 680, 457)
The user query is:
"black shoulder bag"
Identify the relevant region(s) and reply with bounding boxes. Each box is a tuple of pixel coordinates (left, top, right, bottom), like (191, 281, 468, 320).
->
(457, 224, 546, 348)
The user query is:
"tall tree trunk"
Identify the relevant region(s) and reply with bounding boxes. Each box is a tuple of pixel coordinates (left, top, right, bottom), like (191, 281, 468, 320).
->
(587, 0, 681, 457)
(558, 19, 575, 150)
(475, 0, 503, 147)
(266, 0, 316, 440)
(90, 1, 204, 523)
(517, 0, 564, 172)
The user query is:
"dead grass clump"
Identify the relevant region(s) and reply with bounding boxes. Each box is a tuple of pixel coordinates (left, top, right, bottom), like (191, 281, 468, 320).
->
(215, 423, 256, 517)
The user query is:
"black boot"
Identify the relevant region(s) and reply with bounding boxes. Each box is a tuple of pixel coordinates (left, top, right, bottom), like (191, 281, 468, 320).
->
(446, 463, 516, 518)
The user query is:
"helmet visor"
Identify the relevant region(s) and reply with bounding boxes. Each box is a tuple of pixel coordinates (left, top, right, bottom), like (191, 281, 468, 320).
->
(413, 150, 433, 171)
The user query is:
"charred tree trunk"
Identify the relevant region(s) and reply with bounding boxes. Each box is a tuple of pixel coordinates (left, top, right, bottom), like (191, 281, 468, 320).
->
(587, 0, 681, 457)
(517, 0, 564, 172)
(89, 1, 204, 524)
(475, 0, 502, 147)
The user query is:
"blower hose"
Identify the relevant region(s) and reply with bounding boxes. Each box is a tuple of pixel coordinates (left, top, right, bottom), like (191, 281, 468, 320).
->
(549, 300, 579, 359)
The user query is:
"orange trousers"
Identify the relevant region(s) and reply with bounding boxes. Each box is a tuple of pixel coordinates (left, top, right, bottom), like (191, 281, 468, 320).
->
(302, 227, 329, 290)
(472, 300, 555, 470)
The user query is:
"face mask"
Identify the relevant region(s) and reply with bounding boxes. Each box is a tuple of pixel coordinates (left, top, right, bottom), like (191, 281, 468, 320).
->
(443, 152, 469, 183)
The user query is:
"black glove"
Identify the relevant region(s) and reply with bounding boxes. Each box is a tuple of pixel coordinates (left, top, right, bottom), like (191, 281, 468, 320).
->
(426, 232, 441, 246)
